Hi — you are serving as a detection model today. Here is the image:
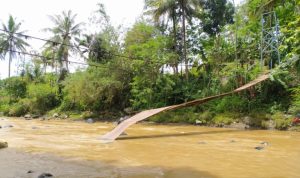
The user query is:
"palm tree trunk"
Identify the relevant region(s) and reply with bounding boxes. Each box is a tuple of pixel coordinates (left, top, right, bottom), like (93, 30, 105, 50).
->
(182, 5, 188, 81)
(172, 13, 178, 74)
(65, 50, 69, 72)
(8, 51, 12, 78)
(8, 40, 12, 78)
(64, 36, 70, 72)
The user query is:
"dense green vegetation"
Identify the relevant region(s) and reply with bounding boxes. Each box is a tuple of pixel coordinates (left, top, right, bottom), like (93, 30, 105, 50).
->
(0, 0, 299, 130)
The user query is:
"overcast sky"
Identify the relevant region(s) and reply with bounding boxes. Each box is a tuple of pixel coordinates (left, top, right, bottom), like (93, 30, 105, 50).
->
(0, 0, 145, 79)
(0, 0, 242, 79)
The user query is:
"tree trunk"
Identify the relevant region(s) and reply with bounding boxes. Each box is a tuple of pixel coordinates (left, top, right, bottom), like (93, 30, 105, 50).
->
(181, 4, 188, 81)
(172, 13, 178, 74)
(8, 41, 12, 78)
(61, 35, 69, 72)
(65, 49, 69, 72)
(8, 52, 11, 78)
(44, 63, 47, 74)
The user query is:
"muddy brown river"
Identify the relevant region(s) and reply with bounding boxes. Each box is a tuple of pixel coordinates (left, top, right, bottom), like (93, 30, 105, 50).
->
(0, 118, 300, 178)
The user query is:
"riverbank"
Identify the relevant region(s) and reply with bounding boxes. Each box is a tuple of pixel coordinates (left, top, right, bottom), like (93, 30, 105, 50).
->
(5, 111, 300, 132)
(0, 148, 109, 178)
(0, 148, 224, 178)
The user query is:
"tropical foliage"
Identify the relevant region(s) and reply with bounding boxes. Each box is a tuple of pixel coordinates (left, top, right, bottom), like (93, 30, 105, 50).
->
(0, 15, 29, 78)
(0, 0, 299, 129)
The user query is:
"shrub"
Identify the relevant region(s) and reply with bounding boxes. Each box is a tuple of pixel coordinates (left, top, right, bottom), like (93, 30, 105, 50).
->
(212, 113, 236, 126)
(27, 83, 59, 114)
(4, 77, 27, 101)
(150, 112, 170, 123)
(289, 86, 300, 115)
(261, 120, 269, 129)
(248, 111, 270, 128)
(214, 95, 248, 113)
(0, 92, 10, 115)
(172, 110, 198, 124)
(275, 119, 291, 130)
(8, 103, 28, 117)
(81, 111, 98, 119)
(272, 112, 292, 130)
(150, 111, 183, 123)
(130, 74, 176, 110)
(62, 69, 123, 112)
(197, 111, 214, 124)
(149, 109, 199, 124)
(0, 104, 10, 116)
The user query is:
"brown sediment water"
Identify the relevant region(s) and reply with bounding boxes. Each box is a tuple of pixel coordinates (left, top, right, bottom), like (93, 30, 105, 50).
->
(0, 118, 300, 178)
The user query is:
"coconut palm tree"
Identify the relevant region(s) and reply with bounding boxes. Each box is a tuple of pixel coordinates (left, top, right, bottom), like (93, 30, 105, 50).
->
(0, 15, 29, 78)
(44, 10, 83, 72)
(178, 0, 201, 80)
(145, 0, 201, 80)
(145, 0, 178, 39)
(145, 0, 179, 74)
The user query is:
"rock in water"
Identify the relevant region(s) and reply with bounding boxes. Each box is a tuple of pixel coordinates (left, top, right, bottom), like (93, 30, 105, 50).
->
(38, 173, 53, 178)
(61, 114, 68, 119)
(4, 125, 13, 128)
(52, 113, 59, 118)
(27, 170, 34, 174)
(86, 118, 94, 124)
(254, 146, 264, 150)
(195, 119, 202, 125)
(0, 140, 8, 149)
(120, 132, 128, 136)
(24, 114, 31, 119)
(32, 115, 40, 119)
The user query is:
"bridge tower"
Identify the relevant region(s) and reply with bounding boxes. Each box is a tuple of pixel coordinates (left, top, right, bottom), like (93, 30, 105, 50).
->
(260, 11, 281, 69)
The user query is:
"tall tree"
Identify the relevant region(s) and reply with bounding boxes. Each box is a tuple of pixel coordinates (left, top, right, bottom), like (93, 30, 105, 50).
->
(178, 0, 201, 80)
(200, 0, 234, 37)
(0, 15, 29, 78)
(44, 10, 83, 72)
(145, 0, 179, 74)
(78, 33, 112, 63)
(80, 3, 121, 64)
(145, 0, 201, 80)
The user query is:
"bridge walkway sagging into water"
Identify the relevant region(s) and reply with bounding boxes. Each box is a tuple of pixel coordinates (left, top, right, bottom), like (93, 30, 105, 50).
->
(101, 72, 270, 141)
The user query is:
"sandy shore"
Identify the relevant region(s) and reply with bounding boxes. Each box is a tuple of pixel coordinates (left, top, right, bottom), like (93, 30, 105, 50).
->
(0, 148, 218, 178)
(0, 148, 112, 178)
(0, 148, 184, 178)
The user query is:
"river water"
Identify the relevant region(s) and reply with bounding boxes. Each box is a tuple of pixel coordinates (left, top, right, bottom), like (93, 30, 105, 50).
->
(0, 118, 300, 178)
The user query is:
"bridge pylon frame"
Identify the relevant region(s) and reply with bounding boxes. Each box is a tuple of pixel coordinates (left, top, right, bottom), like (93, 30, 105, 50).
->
(260, 11, 281, 69)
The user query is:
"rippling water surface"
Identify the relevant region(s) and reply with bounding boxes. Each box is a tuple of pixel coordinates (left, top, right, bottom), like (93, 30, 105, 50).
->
(0, 118, 300, 178)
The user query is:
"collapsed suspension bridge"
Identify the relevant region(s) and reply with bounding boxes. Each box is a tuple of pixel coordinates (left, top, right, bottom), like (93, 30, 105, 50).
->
(101, 72, 270, 141)
(101, 11, 281, 142)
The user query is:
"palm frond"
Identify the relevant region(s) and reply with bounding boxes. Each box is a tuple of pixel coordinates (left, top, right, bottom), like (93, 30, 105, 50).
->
(0, 15, 30, 63)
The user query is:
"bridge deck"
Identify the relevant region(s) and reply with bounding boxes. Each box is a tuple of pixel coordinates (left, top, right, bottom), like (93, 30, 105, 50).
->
(101, 73, 270, 141)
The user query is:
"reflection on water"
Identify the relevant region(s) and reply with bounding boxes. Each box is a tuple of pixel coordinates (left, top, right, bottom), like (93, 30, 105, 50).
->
(1, 118, 300, 178)
(117, 130, 242, 140)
